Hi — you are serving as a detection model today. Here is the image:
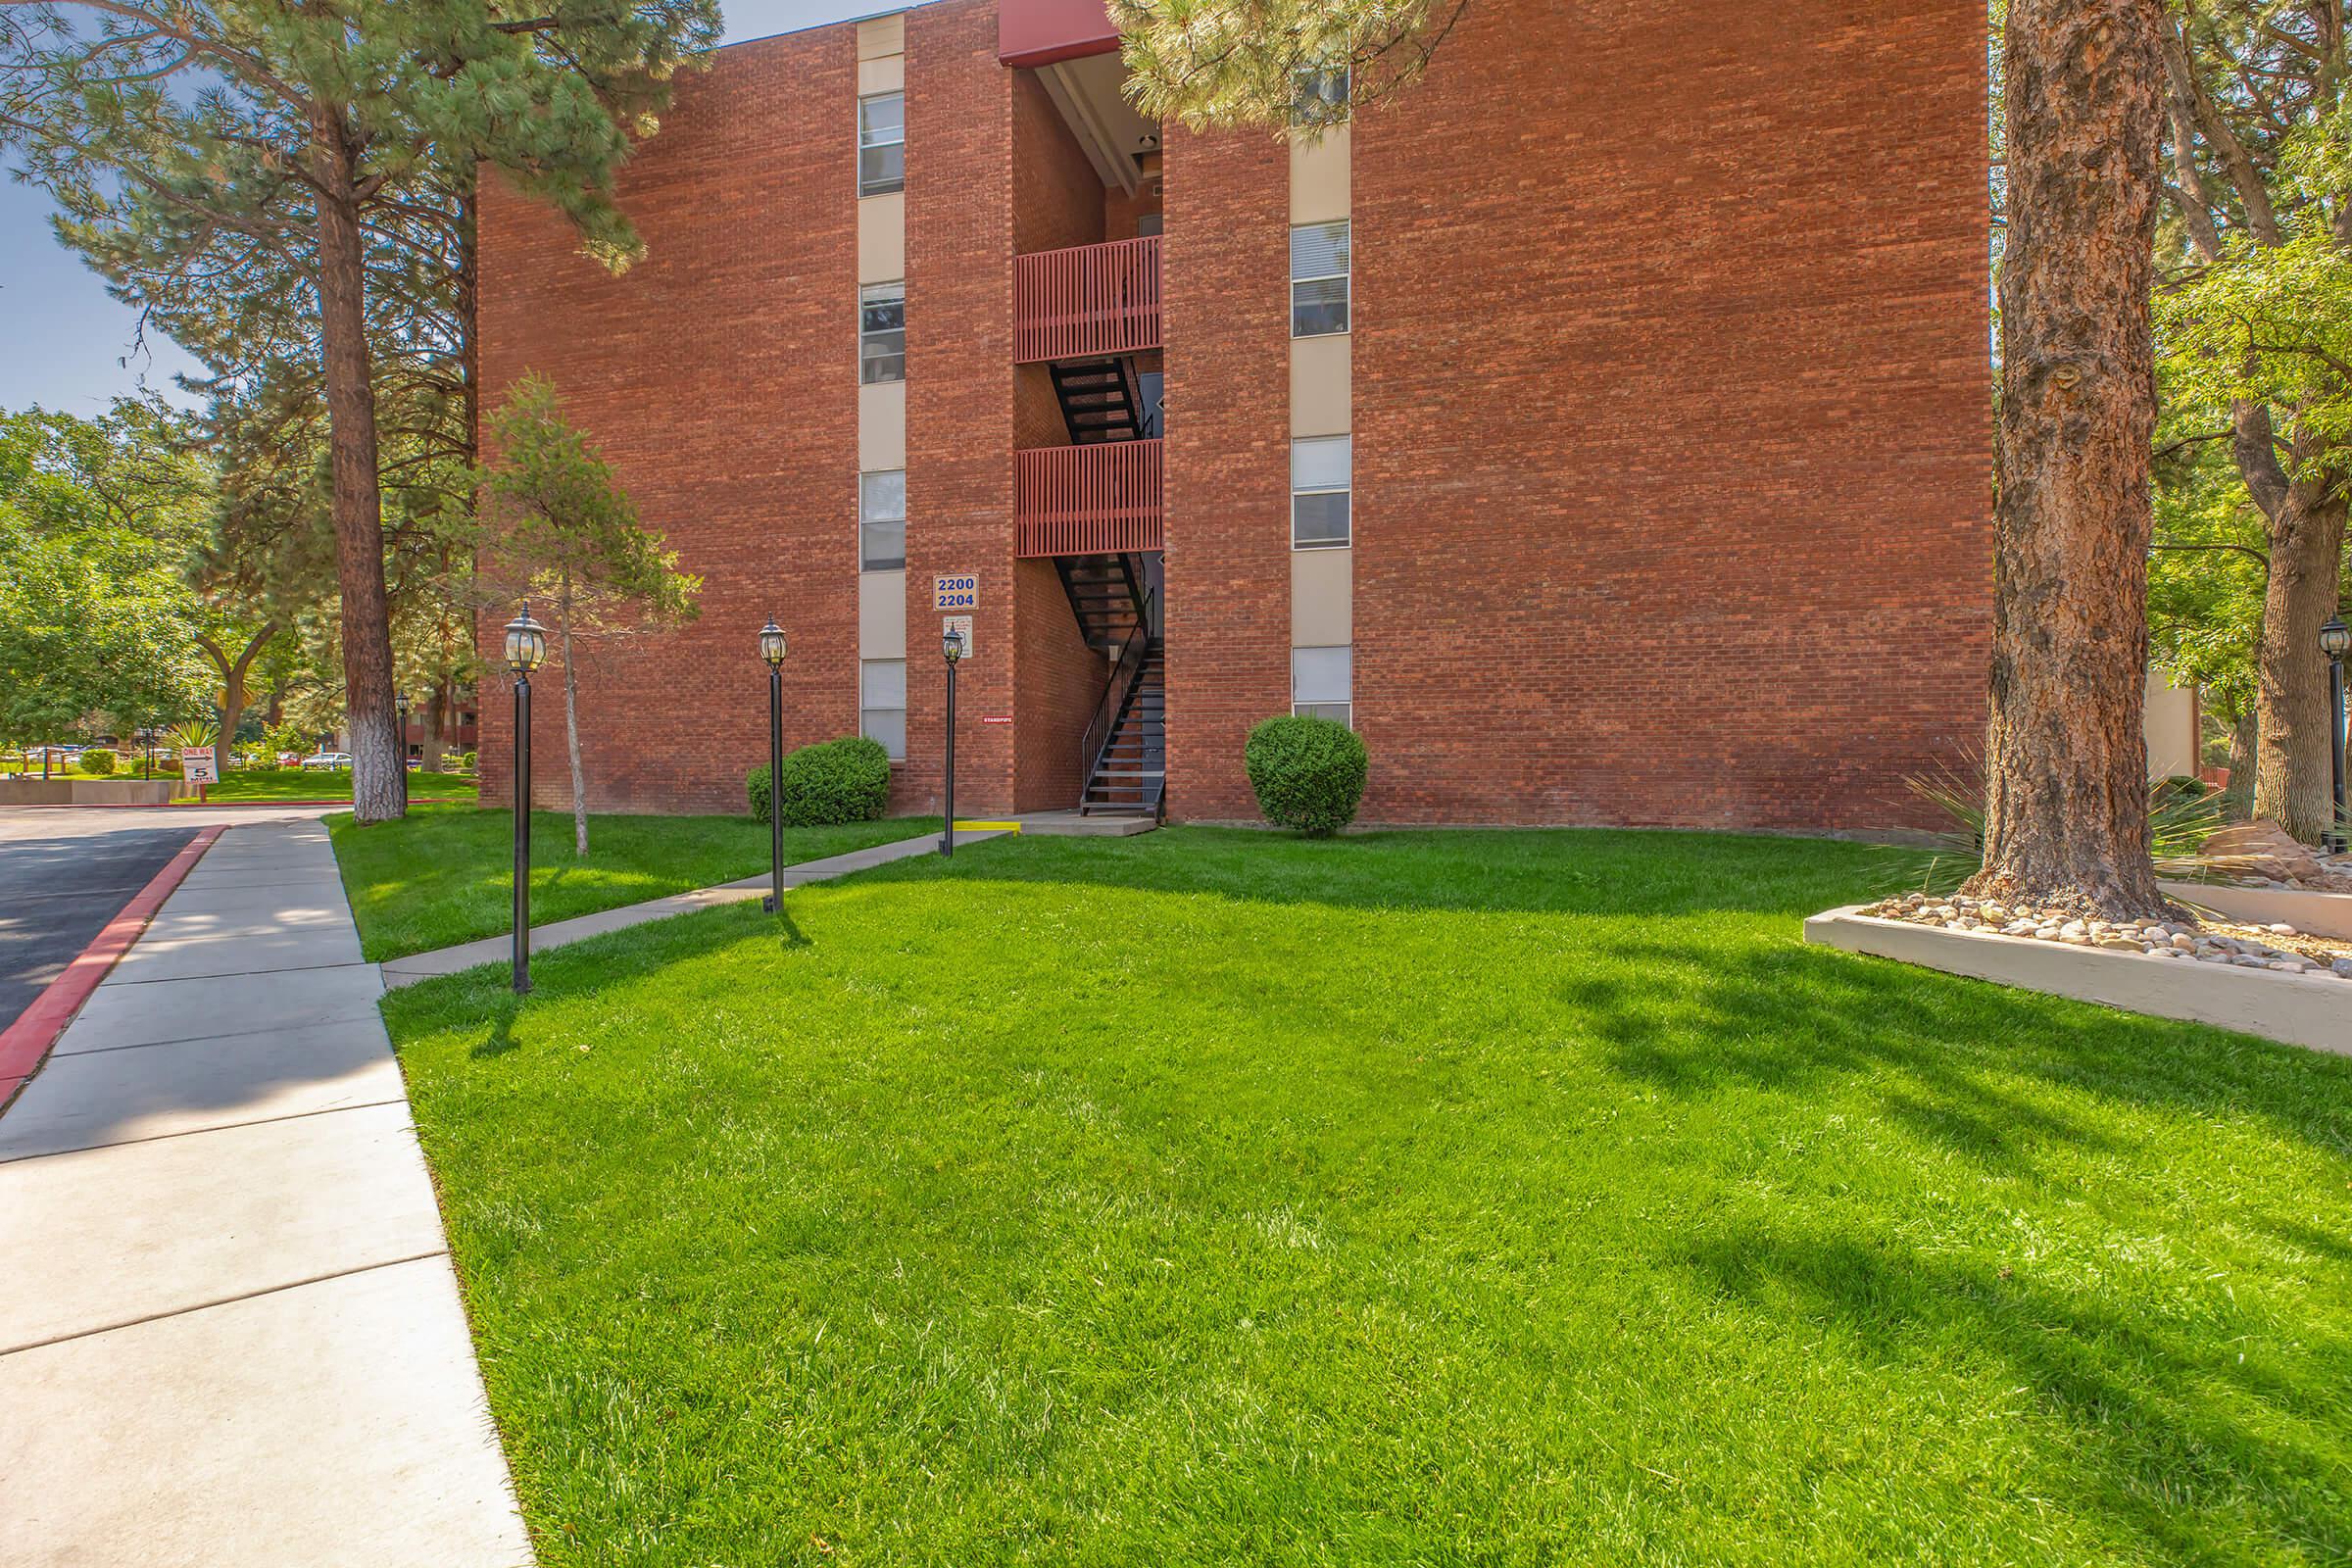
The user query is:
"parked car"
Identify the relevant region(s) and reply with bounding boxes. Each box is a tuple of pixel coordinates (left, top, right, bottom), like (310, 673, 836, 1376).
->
(299, 752, 354, 771)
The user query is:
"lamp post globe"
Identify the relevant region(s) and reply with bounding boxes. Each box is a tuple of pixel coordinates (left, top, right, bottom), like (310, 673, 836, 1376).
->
(504, 606, 548, 675)
(504, 603, 546, 994)
(760, 617, 787, 912)
(943, 626, 965, 663)
(2323, 614, 2350, 854)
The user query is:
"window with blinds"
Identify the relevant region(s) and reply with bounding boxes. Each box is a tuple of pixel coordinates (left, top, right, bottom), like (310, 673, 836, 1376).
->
(859, 470, 906, 571)
(860, 660, 906, 759)
(1291, 220, 1350, 337)
(1291, 436, 1351, 549)
(858, 92, 904, 196)
(1293, 645, 1352, 728)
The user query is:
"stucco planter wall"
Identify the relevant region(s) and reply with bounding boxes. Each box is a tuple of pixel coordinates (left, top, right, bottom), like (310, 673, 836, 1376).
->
(1804, 905, 2351, 1057)
(2160, 880, 2352, 942)
(0, 778, 180, 807)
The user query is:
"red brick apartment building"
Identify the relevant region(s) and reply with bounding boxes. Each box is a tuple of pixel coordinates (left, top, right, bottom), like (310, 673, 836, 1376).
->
(477, 0, 1990, 828)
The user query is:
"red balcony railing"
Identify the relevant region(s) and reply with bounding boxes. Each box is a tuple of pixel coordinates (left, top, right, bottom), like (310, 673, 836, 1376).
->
(1013, 235, 1162, 365)
(1015, 439, 1163, 557)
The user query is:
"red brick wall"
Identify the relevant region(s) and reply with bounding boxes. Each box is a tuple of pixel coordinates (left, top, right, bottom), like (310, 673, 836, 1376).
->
(475, 25, 859, 815)
(1164, 0, 1991, 828)
(900, 0, 1019, 816)
(1160, 127, 1293, 822)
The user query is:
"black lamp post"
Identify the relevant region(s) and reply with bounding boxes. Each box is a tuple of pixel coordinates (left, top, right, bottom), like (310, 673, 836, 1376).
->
(2323, 613, 2350, 855)
(759, 617, 788, 911)
(395, 691, 411, 808)
(940, 622, 965, 858)
(504, 604, 548, 994)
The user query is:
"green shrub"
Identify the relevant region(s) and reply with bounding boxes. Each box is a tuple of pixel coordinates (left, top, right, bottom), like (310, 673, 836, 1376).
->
(1244, 715, 1367, 837)
(461, 750, 479, 772)
(749, 736, 893, 827)
(77, 747, 118, 776)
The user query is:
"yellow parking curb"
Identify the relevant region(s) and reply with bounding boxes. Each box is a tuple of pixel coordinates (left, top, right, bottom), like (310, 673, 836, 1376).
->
(954, 820, 1021, 833)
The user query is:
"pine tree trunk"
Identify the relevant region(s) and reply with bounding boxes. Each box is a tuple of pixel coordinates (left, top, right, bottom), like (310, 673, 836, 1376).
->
(1962, 0, 2169, 918)
(419, 678, 450, 772)
(558, 576, 590, 857)
(310, 112, 404, 826)
(2251, 483, 2347, 842)
(2222, 704, 2257, 820)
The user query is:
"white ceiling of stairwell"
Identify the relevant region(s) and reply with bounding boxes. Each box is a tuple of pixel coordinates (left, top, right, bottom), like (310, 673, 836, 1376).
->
(1039, 52, 1158, 196)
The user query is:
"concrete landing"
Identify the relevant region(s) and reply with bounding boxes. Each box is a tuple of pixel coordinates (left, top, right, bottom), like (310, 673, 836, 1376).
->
(0, 817, 533, 1566)
(1012, 811, 1159, 837)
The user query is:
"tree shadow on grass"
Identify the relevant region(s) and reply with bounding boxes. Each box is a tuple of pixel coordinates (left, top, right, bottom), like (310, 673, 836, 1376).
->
(1584, 934, 2352, 1176)
(1680, 1221, 2352, 1563)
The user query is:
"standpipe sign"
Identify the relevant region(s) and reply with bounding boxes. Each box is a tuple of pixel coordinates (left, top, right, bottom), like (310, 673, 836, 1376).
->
(933, 573, 977, 612)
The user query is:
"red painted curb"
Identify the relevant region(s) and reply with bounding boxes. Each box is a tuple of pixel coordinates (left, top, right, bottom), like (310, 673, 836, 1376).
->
(0, 824, 226, 1106)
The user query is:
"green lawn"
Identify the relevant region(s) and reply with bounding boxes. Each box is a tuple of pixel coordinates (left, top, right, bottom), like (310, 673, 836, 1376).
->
(379, 828, 2352, 1566)
(192, 765, 477, 803)
(331, 804, 936, 960)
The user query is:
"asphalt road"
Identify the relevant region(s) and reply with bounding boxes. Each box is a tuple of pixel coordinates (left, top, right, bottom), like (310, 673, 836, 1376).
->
(0, 820, 198, 1034)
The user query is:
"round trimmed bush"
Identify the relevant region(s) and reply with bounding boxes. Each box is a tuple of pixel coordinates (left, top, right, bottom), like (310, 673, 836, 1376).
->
(1244, 714, 1367, 837)
(77, 747, 118, 776)
(748, 736, 892, 826)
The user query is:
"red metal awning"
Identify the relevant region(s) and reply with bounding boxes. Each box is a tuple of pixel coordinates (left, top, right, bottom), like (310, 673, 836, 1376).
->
(998, 0, 1119, 68)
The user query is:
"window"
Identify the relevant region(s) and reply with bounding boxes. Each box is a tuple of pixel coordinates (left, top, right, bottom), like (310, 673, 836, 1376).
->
(1293, 645, 1351, 727)
(1291, 435, 1350, 548)
(1293, 64, 1350, 124)
(1138, 370, 1166, 439)
(860, 282, 905, 383)
(1291, 220, 1350, 337)
(860, 659, 906, 760)
(859, 469, 906, 570)
(858, 92, 904, 196)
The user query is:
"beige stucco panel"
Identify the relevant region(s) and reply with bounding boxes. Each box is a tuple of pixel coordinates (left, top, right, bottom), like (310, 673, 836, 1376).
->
(1290, 333, 1350, 437)
(2143, 667, 2200, 781)
(1289, 125, 1351, 225)
(858, 193, 905, 284)
(858, 53, 905, 95)
(859, 380, 906, 471)
(860, 569, 907, 660)
(1291, 546, 1352, 647)
(856, 14, 904, 59)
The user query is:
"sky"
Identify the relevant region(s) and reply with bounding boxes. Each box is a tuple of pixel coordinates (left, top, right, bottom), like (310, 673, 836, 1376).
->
(0, 0, 882, 416)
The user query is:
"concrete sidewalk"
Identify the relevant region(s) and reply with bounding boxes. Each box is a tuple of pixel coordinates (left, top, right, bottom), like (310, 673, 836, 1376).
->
(380, 826, 1007, 989)
(0, 818, 533, 1566)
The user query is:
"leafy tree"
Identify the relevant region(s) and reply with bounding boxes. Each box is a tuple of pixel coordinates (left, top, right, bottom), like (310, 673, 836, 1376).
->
(0, 407, 214, 754)
(476, 376, 699, 857)
(2154, 0, 2352, 842)
(1, 0, 719, 823)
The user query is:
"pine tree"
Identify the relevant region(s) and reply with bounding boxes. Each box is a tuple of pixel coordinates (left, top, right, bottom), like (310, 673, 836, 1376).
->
(475, 375, 699, 857)
(0, 0, 718, 821)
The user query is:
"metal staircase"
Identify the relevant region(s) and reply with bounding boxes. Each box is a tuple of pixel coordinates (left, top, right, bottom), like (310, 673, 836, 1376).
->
(1082, 637, 1165, 818)
(1076, 579, 1165, 819)
(1049, 358, 1147, 445)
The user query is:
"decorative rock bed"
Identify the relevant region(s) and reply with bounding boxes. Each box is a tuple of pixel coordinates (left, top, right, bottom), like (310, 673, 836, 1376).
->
(1806, 896, 2352, 1057)
(1856, 890, 2352, 980)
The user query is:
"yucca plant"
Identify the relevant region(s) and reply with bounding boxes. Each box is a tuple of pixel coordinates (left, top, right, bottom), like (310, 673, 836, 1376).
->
(1881, 755, 2230, 894)
(165, 720, 218, 753)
